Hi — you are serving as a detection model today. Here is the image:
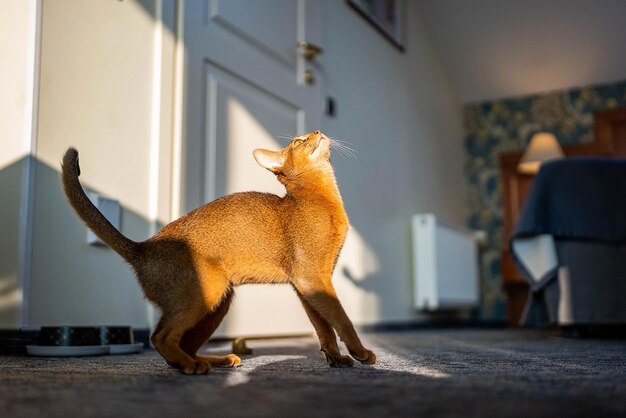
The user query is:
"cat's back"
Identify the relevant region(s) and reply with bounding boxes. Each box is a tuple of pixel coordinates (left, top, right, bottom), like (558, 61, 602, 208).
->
(154, 191, 286, 241)
(199, 190, 282, 215)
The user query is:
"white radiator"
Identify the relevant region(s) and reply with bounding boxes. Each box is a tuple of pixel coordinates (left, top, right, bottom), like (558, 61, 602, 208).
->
(411, 214, 480, 311)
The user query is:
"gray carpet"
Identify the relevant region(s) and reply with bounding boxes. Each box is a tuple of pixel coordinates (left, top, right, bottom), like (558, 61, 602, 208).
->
(1, 329, 625, 418)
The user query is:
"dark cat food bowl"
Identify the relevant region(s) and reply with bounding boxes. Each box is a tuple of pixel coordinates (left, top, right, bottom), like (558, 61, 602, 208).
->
(28, 326, 142, 357)
(99, 326, 134, 345)
(38, 326, 134, 346)
(99, 326, 143, 355)
(38, 326, 102, 346)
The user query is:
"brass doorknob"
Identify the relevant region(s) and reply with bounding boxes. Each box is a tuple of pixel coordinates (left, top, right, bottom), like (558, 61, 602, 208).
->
(297, 41, 323, 60)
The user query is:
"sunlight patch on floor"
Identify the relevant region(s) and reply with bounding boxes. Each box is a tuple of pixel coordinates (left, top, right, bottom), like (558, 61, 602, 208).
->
(369, 343, 451, 379)
(223, 355, 307, 387)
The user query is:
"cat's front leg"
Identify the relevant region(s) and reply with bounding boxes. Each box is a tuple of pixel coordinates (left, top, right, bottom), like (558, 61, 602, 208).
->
(294, 281, 376, 365)
(295, 291, 354, 367)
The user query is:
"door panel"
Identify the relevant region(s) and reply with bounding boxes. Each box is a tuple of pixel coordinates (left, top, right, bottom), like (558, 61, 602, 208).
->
(211, 0, 299, 66)
(205, 62, 300, 201)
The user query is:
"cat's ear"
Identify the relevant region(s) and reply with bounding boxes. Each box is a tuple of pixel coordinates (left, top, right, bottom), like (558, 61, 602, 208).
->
(253, 149, 284, 173)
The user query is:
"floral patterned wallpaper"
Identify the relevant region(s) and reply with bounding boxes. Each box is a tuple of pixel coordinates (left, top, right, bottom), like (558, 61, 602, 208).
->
(464, 79, 626, 320)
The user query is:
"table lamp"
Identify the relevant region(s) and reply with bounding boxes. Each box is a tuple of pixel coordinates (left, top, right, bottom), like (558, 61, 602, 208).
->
(518, 132, 564, 174)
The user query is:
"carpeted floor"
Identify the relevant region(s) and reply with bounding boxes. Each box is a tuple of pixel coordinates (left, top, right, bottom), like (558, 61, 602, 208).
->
(1, 329, 625, 418)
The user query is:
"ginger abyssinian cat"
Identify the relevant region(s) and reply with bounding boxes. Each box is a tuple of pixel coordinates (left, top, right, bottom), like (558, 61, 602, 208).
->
(61, 131, 375, 374)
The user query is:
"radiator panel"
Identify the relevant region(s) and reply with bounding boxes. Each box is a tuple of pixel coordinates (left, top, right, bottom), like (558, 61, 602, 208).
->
(412, 214, 479, 311)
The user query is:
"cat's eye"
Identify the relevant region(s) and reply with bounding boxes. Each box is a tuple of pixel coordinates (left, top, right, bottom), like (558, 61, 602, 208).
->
(293, 139, 304, 146)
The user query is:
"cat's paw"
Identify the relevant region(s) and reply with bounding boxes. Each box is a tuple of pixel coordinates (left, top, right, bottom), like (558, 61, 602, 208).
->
(349, 348, 377, 365)
(224, 354, 242, 367)
(196, 354, 242, 368)
(324, 352, 354, 368)
(181, 359, 212, 375)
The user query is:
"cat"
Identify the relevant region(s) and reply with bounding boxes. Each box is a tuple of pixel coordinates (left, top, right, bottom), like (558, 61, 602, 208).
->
(61, 130, 376, 374)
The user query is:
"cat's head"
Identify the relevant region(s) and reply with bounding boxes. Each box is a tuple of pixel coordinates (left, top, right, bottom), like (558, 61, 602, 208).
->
(253, 131, 333, 182)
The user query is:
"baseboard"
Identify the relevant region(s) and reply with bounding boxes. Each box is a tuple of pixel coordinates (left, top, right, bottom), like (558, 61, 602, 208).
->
(559, 324, 626, 339)
(0, 329, 39, 355)
(359, 318, 507, 333)
(0, 328, 151, 356)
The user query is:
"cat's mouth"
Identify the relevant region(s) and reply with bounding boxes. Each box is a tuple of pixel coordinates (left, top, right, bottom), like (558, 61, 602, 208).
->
(310, 133, 328, 158)
(311, 136, 322, 155)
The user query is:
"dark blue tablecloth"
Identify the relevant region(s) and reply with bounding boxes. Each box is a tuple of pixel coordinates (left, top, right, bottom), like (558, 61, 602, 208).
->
(511, 157, 626, 243)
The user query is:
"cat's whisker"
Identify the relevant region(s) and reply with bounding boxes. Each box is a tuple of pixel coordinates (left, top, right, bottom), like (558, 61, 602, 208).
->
(328, 138, 357, 153)
(275, 134, 294, 142)
(336, 147, 357, 158)
(326, 136, 352, 145)
(328, 138, 358, 160)
(335, 150, 358, 160)
(331, 143, 355, 154)
(331, 140, 356, 151)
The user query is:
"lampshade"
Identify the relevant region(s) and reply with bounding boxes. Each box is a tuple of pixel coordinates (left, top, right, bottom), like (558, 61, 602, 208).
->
(518, 132, 564, 174)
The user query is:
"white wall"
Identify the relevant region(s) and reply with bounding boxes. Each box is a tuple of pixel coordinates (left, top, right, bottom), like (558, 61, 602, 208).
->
(26, 0, 177, 327)
(321, 1, 466, 324)
(417, 0, 626, 103)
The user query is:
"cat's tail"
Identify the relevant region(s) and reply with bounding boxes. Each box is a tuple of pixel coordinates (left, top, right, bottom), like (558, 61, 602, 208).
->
(61, 148, 139, 263)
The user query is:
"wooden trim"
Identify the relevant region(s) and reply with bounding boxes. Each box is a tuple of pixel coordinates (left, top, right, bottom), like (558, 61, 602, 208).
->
(501, 249, 525, 284)
(594, 108, 626, 154)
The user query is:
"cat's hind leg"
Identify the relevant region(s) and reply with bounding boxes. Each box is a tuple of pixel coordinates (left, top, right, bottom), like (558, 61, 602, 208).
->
(179, 289, 241, 367)
(150, 308, 213, 375)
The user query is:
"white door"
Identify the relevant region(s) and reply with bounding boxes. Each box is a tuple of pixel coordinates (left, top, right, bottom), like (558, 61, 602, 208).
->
(182, 0, 322, 337)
